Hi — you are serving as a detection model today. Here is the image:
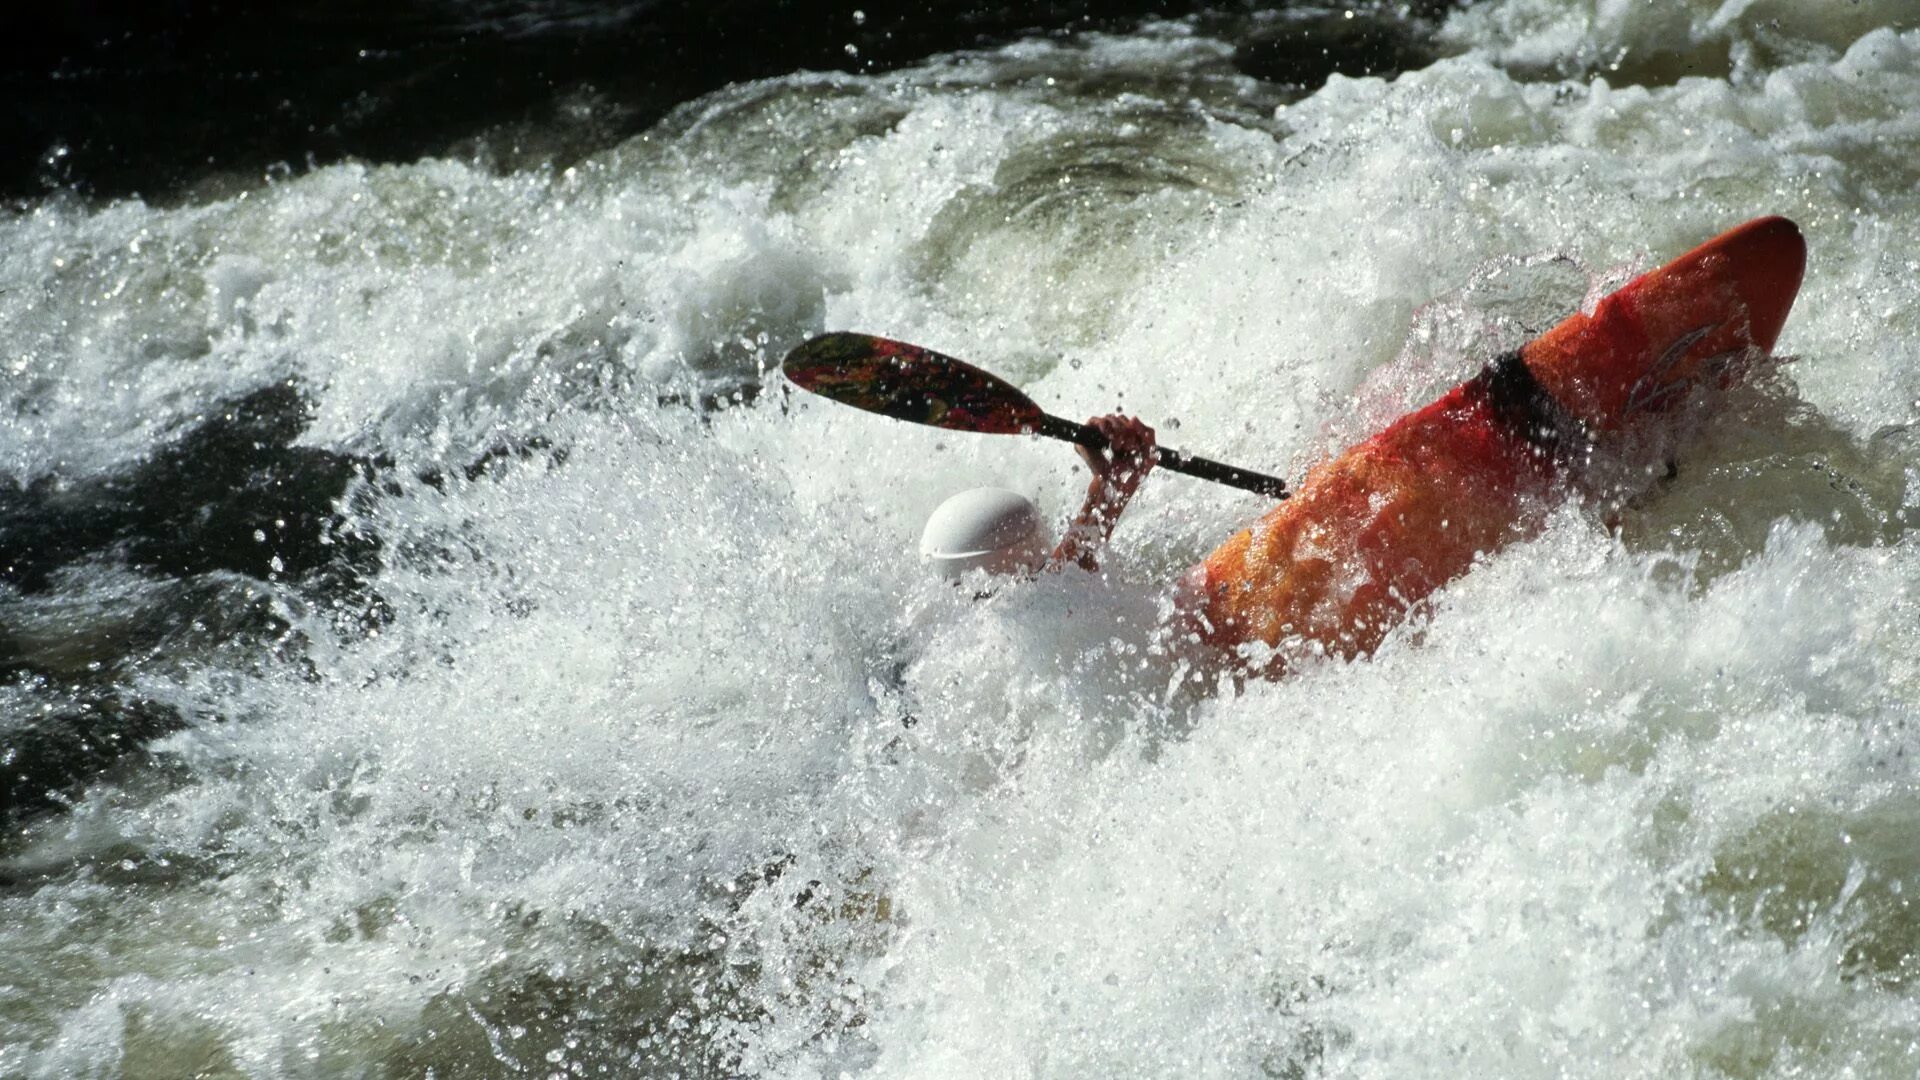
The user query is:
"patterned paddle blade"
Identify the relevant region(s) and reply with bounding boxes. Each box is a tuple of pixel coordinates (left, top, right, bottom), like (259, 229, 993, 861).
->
(781, 332, 1047, 435)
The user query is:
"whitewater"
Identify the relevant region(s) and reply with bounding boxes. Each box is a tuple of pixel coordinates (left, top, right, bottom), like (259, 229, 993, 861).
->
(4, 2, 1920, 1076)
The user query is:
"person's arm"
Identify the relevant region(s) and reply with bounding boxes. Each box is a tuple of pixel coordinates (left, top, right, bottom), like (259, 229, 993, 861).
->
(1049, 414, 1157, 572)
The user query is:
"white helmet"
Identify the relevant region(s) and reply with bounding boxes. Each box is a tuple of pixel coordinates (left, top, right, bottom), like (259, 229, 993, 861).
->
(920, 488, 1050, 579)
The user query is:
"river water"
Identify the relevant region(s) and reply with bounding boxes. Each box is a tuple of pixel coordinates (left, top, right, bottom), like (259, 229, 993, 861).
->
(5, 2, 1920, 1076)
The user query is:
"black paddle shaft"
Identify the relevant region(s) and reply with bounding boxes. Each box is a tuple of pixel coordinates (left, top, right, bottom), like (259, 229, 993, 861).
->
(1035, 415, 1290, 499)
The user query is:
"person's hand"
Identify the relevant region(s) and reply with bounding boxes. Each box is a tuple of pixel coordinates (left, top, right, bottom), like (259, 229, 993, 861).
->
(1077, 414, 1157, 505)
(1053, 414, 1157, 573)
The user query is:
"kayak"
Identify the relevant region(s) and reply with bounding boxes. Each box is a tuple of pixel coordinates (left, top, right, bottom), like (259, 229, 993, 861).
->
(1191, 216, 1807, 669)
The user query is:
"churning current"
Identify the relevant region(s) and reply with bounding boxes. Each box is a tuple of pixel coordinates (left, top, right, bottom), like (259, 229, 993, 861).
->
(4, 2, 1920, 1077)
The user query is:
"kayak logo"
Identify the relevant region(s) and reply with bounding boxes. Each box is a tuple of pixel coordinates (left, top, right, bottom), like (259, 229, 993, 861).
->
(1623, 322, 1728, 417)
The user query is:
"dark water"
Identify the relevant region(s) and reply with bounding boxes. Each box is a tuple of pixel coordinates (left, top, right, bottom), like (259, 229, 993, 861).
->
(4, 0, 1441, 202)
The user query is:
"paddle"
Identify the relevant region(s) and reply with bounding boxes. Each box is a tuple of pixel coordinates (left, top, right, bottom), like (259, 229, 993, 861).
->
(782, 332, 1290, 499)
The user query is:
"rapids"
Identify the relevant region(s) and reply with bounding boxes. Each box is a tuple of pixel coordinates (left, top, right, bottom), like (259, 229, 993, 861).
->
(4, 2, 1920, 1076)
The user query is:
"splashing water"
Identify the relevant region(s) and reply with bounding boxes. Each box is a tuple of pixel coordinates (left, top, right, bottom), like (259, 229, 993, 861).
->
(4, 6, 1920, 1078)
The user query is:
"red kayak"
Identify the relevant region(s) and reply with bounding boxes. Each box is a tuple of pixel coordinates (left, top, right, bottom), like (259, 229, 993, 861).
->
(1192, 216, 1807, 669)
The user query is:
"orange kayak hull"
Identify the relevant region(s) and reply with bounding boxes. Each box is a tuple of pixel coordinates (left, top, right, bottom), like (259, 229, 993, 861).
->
(1194, 216, 1806, 668)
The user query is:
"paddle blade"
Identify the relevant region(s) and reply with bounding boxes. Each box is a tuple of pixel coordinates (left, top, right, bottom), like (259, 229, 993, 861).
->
(782, 332, 1047, 435)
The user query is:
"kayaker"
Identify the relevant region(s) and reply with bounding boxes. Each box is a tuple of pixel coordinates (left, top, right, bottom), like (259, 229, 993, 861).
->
(919, 414, 1157, 579)
(913, 216, 1805, 676)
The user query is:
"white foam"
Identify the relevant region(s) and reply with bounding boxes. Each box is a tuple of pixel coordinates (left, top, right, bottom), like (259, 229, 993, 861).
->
(4, 13, 1920, 1079)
